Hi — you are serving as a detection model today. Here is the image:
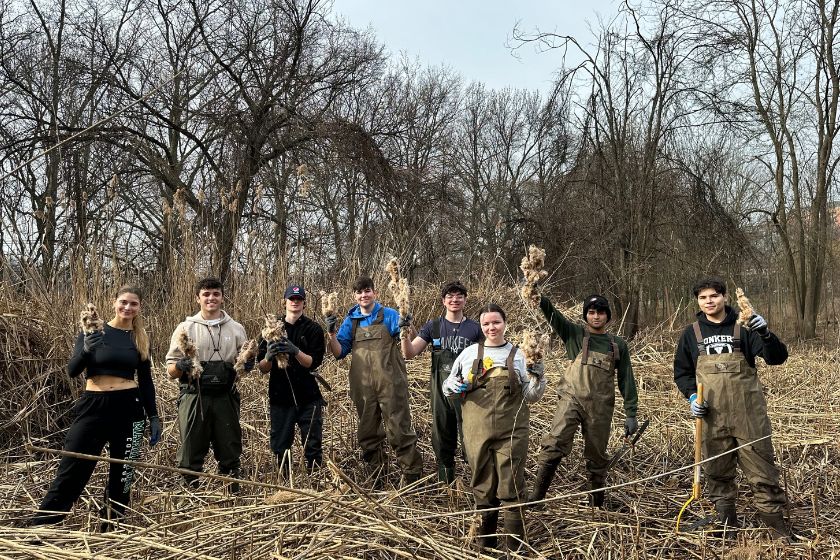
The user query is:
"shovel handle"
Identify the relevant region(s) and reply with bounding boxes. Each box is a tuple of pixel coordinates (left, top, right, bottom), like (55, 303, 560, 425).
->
(692, 383, 704, 499)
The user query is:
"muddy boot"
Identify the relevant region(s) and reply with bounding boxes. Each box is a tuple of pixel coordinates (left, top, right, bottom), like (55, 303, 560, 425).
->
(477, 509, 499, 551)
(401, 471, 422, 489)
(503, 510, 525, 552)
(437, 463, 455, 484)
(527, 461, 559, 508)
(589, 480, 605, 509)
(759, 511, 792, 542)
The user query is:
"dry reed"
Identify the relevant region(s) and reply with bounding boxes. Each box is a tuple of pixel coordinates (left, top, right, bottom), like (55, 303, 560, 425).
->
(319, 291, 338, 317)
(176, 328, 203, 379)
(520, 245, 547, 307)
(385, 257, 411, 340)
(78, 303, 104, 334)
(234, 339, 258, 375)
(261, 314, 288, 369)
(736, 287, 755, 327)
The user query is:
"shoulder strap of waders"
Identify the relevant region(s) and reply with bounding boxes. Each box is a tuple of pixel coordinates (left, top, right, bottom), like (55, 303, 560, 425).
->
(431, 317, 442, 351)
(350, 308, 385, 340)
(692, 322, 704, 354)
(581, 331, 591, 364)
(608, 334, 619, 371)
(506, 344, 519, 389)
(732, 323, 742, 351)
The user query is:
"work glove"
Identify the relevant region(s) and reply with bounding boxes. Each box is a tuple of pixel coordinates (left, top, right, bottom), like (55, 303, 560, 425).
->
(527, 361, 545, 379)
(264, 340, 283, 362)
(244, 358, 255, 372)
(689, 393, 708, 418)
(747, 313, 769, 336)
(149, 416, 162, 446)
(277, 337, 300, 356)
(624, 416, 639, 437)
(83, 330, 104, 354)
(175, 357, 193, 374)
(398, 314, 413, 330)
(443, 375, 469, 396)
(325, 314, 338, 334)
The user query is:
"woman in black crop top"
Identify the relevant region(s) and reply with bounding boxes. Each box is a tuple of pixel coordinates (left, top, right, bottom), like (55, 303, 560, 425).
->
(31, 285, 161, 531)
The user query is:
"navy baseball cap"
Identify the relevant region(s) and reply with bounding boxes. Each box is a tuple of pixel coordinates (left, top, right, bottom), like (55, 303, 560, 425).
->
(284, 285, 306, 299)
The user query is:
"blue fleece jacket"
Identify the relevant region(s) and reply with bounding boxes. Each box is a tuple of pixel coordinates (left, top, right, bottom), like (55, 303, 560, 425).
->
(335, 302, 400, 359)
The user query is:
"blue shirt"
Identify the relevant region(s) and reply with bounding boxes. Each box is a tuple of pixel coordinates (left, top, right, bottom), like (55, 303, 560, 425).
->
(335, 302, 400, 359)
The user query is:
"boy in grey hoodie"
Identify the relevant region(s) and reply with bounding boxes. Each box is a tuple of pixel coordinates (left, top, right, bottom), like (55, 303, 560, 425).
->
(166, 277, 248, 489)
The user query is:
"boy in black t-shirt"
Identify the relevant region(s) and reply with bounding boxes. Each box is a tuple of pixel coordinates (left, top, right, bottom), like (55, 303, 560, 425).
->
(401, 280, 483, 483)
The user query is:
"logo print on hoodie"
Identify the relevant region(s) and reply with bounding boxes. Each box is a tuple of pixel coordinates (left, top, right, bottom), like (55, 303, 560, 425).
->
(703, 334, 734, 355)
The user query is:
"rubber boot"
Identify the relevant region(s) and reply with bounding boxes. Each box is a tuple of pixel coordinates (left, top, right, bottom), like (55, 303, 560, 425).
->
(589, 480, 605, 509)
(437, 463, 455, 484)
(401, 471, 421, 489)
(759, 511, 792, 541)
(98, 505, 123, 533)
(527, 461, 559, 508)
(477, 509, 499, 551)
(503, 509, 525, 552)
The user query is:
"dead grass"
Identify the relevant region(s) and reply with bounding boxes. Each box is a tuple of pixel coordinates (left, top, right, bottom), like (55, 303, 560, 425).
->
(0, 280, 837, 559)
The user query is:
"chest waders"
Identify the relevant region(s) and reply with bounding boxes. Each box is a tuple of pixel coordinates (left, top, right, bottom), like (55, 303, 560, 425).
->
(530, 333, 618, 507)
(176, 323, 242, 484)
(429, 318, 464, 483)
(462, 343, 528, 551)
(348, 309, 422, 482)
(692, 322, 787, 516)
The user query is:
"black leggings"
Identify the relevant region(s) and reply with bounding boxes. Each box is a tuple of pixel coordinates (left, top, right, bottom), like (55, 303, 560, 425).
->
(32, 388, 145, 525)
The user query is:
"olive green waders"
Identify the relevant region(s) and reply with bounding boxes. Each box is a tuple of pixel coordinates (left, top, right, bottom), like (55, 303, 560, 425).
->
(533, 333, 619, 505)
(349, 309, 423, 481)
(462, 343, 528, 551)
(692, 322, 787, 515)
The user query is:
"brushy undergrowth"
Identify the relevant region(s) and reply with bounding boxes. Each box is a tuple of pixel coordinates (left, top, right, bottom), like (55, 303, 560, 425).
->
(0, 278, 837, 559)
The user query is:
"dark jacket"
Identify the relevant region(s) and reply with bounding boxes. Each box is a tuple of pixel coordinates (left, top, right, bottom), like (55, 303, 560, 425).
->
(258, 314, 326, 407)
(673, 306, 788, 398)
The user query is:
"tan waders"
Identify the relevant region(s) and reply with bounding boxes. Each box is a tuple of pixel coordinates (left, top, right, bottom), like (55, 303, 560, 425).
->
(349, 309, 422, 483)
(462, 343, 527, 551)
(532, 333, 618, 505)
(692, 323, 788, 523)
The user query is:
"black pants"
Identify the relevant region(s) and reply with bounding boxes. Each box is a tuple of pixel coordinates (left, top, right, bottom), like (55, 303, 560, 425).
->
(270, 401, 323, 470)
(32, 389, 146, 525)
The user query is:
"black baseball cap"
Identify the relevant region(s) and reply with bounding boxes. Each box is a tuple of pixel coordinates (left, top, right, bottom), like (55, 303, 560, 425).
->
(284, 285, 306, 299)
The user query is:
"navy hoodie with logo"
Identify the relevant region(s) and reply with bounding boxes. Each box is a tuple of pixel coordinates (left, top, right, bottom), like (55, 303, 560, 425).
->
(673, 306, 788, 399)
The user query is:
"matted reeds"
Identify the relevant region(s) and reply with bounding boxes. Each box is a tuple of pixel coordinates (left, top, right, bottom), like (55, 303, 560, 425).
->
(0, 280, 837, 559)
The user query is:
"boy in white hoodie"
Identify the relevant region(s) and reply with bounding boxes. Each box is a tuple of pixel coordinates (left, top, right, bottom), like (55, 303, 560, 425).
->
(166, 277, 248, 489)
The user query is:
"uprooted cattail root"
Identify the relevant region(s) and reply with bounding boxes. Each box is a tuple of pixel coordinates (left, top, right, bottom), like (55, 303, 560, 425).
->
(385, 258, 411, 340)
(262, 315, 288, 369)
(79, 303, 104, 334)
(520, 245, 548, 307)
(735, 287, 754, 327)
(521, 329, 550, 367)
(320, 291, 338, 317)
(234, 339, 258, 375)
(176, 328, 203, 379)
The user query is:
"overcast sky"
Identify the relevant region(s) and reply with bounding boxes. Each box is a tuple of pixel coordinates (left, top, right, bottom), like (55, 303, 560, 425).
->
(334, 0, 620, 93)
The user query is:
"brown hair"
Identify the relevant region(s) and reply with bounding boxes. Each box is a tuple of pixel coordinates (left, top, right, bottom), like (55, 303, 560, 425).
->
(115, 285, 150, 361)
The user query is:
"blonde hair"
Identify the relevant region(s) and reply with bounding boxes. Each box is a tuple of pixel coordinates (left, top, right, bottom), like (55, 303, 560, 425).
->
(115, 285, 150, 361)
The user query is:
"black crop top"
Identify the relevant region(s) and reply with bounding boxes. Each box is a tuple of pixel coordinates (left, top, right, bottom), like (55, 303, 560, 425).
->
(67, 324, 158, 417)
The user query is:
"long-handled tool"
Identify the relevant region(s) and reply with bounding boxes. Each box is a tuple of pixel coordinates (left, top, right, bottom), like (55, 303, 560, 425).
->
(676, 383, 703, 532)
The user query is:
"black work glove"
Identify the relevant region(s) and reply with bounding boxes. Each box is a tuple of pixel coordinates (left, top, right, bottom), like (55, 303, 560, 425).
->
(83, 330, 104, 354)
(265, 340, 283, 362)
(149, 416, 162, 446)
(624, 417, 639, 437)
(398, 314, 412, 330)
(325, 314, 338, 334)
(175, 357, 193, 374)
(277, 337, 300, 356)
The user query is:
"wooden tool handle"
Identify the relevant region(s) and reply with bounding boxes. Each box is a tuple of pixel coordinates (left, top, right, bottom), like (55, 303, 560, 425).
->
(692, 382, 704, 499)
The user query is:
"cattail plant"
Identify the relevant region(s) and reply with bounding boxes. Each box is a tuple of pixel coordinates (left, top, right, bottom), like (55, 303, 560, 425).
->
(296, 163, 313, 197)
(234, 339, 258, 375)
(735, 287, 754, 327)
(520, 245, 548, 306)
(176, 328, 203, 379)
(385, 257, 411, 340)
(262, 314, 288, 369)
(520, 329, 550, 367)
(79, 303, 104, 334)
(320, 291, 338, 317)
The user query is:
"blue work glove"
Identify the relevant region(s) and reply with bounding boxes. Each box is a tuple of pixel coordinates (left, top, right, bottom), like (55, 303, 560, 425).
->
(149, 416, 162, 446)
(175, 357, 193, 374)
(265, 340, 283, 362)
(398, 314, 413, 330)
(689, 393, 708, 418)
(83, 330, 104, 354)
(325, 314, 338, 334)
(624, 416, 639, 437)
(243, 358, 255, 372)
(277, 337, 300, 356)
(527, 362, 545, 379)
(747, 314, 769, 336)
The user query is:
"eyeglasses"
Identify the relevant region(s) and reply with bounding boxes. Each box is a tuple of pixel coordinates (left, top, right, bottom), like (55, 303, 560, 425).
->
(444, 294, 465, 300)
